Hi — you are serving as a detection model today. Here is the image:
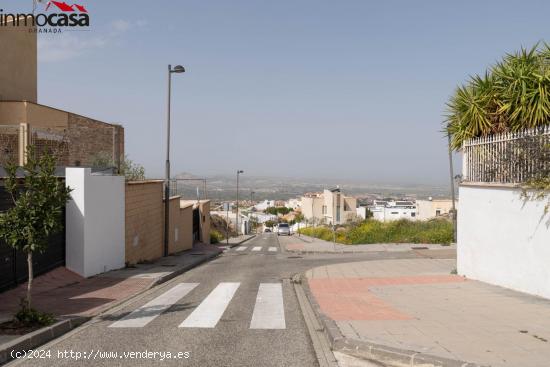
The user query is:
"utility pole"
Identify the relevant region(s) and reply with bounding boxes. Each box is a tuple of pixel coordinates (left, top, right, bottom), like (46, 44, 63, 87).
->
(236, 170, 244, 235)
(448, 134, 457, 243)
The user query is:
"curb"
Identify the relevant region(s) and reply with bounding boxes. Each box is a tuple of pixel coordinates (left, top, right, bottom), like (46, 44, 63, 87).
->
(91, 249, 222, 317)
(0, 249, 221, 366)
(224, 234, 257, 248)
(284, 242, 454, 255)
(298, 273, 487, 367)
(0, 316, 89, 365)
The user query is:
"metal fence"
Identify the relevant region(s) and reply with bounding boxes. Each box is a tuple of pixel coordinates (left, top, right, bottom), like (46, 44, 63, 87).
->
(462, 126, 550, 184)
(0, 125, 19, 165)
(30, 127, 70, 165)
(168, 178, 208, 200)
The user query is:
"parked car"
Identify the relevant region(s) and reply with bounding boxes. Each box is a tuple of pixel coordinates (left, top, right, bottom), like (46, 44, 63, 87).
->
(277, 223, 291, 236)
(264, 228, 272, 233)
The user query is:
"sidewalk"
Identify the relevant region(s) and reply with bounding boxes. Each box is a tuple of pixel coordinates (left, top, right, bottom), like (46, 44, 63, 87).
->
(304, 258, 550, 367)
(0, 243, 221, 344)
(280, 234, 455, 253)
(217, 234, 256, 248)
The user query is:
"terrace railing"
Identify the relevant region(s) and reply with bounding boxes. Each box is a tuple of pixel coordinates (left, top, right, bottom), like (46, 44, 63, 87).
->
(462, 126, 550, 184)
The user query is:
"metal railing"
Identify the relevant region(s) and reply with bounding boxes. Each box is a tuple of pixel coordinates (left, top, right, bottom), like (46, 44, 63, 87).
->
(168, 178, 208, 200)
(462, 126, 550, 184)
(0, 125, 19, 165)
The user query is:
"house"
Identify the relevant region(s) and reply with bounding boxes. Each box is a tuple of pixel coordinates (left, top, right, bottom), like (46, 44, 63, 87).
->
(254, 200, 275, 211)
(0, 16, 124, 169)
(284, 198, 302, 211)
(369, 200, 417, 222)
(301, 187, 357, 225)
(416, 198, 457, 220)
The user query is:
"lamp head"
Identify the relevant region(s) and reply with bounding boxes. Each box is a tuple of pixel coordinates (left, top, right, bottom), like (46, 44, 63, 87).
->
(172, 65, 185, 73)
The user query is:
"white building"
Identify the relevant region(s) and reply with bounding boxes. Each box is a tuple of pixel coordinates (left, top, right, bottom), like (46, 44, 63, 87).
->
(301, 187, 357, 225)
(369, 200, 417, 222)
(254, 200, 275, 211)
(356, 206, 369, 219)
(284, 198, 302, 211)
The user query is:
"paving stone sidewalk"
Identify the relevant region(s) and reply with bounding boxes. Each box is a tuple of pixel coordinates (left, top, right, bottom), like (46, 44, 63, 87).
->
(305, 258, 550, 367)
(279, 234, 455, 253)
(0, 243, 221, 344)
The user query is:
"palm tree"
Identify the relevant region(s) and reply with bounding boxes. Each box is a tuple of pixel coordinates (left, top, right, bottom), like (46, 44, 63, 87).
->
(446, 43, 550, 150)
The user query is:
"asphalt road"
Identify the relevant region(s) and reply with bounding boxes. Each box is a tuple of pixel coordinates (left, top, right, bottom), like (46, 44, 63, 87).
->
(8, 234, 444, 367)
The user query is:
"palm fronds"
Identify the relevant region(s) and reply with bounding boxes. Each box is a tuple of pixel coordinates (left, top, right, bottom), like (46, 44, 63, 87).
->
(446, 43, 550, 150)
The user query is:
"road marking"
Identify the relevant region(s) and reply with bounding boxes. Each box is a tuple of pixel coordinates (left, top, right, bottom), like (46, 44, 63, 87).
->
(250, 283, 286, 329)
(109, 283, 198, 328)
(179, 282, 240, 328)
(236, 246, 247, 251)
(268, 247, 277, 252)
(252, 246, 262, 251)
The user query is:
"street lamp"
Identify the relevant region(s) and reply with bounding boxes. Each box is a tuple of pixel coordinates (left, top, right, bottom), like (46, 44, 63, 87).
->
(164, 64, 185, 257)
(447, 133, 457, 243)
(236, 170, 244, 235)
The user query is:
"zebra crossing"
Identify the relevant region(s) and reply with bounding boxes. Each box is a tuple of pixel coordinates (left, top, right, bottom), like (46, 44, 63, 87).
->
(231, 245, 279, 253)
(109, 282, 286, 330)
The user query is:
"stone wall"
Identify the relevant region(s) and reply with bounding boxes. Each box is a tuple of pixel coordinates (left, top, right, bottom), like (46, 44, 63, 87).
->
(125, 181, 164, 265)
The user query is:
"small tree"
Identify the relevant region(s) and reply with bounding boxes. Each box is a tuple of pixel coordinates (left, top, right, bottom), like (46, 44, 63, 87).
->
(91, 152, 145, 181)
(0, 148, 72, 312)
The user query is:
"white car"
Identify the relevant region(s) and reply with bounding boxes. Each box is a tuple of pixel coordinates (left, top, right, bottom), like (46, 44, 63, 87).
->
(277, 223, 291, 236)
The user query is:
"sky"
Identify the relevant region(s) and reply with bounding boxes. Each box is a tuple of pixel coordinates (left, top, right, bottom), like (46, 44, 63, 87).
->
(6, 0, 550, 184)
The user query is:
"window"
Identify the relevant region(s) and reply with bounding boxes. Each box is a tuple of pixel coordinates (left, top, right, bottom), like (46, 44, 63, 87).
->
(411, 212, 416, 217)
(436, 210, 441, 216)
(391, 212, 398, 215)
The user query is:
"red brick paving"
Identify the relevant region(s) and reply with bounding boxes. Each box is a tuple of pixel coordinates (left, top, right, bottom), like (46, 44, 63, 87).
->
(0, 267, 154, 317)
(309, 275, 466, 321)
(286, 243, 305, 251)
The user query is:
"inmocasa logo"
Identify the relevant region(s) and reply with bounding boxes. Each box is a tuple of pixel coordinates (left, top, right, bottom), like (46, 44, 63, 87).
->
(0, 1, 90, 31)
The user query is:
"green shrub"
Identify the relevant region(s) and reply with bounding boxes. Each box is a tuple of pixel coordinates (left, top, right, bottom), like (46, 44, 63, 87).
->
(210, 230, 224, 244)
(301, 219, 453, 245)
(15, 300, 55, 326)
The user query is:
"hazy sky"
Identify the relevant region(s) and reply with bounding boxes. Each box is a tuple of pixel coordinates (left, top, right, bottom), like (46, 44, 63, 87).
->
(8, 0, 550, 184)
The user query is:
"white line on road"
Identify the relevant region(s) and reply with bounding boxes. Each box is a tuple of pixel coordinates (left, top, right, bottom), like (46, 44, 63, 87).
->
(250, 283, 285, 329)
(235, 246, 247, 251)
(252, 247, 262, 251)
(109, 283, 199, 328)
(268, 247, 277, 252)
(179, 282, 240, 328)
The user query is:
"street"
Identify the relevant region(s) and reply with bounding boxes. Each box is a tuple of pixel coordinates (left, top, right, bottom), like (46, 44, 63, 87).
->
(7, 233, 446, 367)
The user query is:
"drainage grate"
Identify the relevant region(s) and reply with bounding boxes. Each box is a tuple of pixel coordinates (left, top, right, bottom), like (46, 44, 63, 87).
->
(412, 246, 429, 250)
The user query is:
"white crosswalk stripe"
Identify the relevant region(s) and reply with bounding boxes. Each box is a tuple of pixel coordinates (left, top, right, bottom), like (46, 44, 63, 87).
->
(235, 246, 247, 251)
(110, 282, 287, 330)
(109, 283, 198, 328)
(179, 282, 240, 328)
(268, 247, 277, 252)
(250, 283, 285, 329)
(251, 246, 262, 251)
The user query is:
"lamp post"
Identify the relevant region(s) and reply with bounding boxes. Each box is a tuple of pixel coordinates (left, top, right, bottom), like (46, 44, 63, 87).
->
(236, 170, 244, 235)
(448, 133, 457, 243)
(250, 190, 255, 233)
(164, 64, 185, 257)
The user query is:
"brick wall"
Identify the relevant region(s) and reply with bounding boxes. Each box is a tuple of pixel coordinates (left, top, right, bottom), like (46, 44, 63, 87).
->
(67, 113, 124, 167)
(125, 181, 163, 265)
